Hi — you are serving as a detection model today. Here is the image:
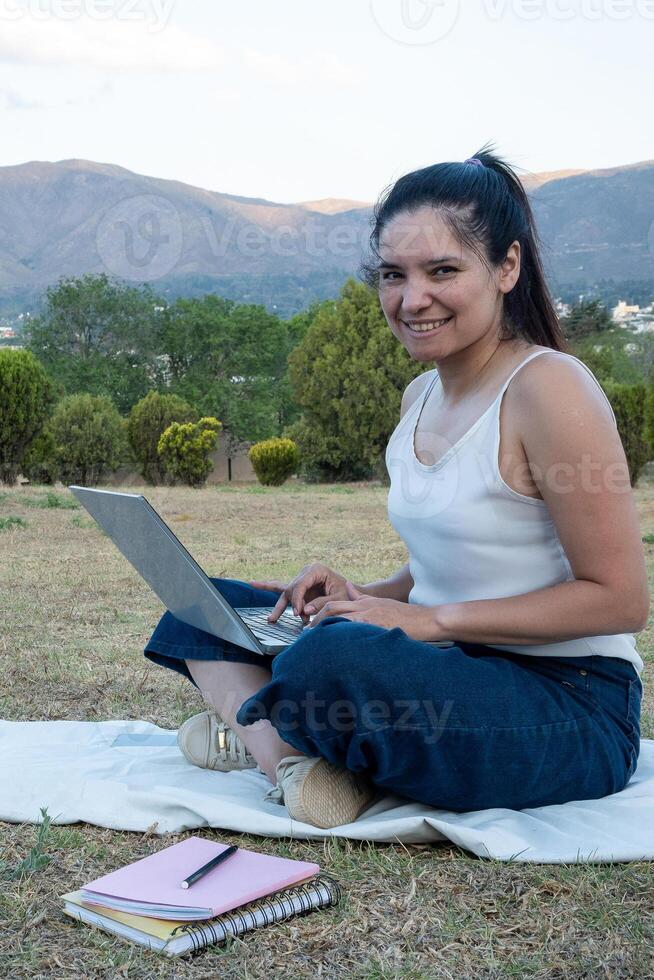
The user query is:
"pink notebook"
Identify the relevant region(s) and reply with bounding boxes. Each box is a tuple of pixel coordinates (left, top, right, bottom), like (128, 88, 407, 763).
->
(81, 837, 320, 920)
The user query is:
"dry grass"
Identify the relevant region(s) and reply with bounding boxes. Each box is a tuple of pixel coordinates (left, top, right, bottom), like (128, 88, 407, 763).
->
(1, 479, 653, 979)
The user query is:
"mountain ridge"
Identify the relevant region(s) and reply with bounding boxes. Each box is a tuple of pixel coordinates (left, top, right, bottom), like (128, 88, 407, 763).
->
(0, 156, 652, 318)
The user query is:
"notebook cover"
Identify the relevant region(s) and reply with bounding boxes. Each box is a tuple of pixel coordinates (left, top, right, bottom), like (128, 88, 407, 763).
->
(81, 838, 320, 918)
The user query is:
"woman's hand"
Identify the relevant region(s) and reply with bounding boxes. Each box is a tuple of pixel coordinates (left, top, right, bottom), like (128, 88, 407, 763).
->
(307, 581, 438, 642)
(248, 563, 351, 624)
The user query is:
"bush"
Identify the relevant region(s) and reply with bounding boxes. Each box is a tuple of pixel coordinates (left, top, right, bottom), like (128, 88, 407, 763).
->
(248, 438, 300, 486)
(602, 381, 649, 485)
(0, 348, 54, 485)
(20, 430, 58, 485)
(645, 371, 654, 458)
(157, 417, 221, 487)
(128, 391, 198, 484)
(49, 393, 127, 485)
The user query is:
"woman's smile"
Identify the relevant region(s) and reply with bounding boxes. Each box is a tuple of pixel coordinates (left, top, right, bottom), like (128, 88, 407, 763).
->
(402, 315, 454, 337)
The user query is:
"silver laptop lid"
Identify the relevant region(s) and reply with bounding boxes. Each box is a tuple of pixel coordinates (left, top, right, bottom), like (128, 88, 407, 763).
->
(69, 487, 264, 655)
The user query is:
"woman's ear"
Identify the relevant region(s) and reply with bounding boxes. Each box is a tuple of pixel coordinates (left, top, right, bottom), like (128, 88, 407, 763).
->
(499, 240, 521, 294)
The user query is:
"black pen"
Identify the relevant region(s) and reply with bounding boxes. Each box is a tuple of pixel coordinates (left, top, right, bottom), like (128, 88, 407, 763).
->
(180, 845, 239, 889)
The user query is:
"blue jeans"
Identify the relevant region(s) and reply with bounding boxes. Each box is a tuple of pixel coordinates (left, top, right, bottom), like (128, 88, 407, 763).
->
(144, 577, 642, 812)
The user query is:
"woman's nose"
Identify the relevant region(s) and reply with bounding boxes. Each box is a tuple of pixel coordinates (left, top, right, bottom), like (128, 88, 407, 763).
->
(399, 279, 434, 315)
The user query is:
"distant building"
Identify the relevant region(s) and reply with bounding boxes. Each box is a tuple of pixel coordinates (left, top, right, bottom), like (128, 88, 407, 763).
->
(612, 300, 640, 322)
(554, 298, 571, 318)
(611, 300, 654, 333)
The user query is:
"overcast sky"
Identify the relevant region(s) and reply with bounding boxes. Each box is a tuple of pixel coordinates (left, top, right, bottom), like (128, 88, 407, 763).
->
(1, 0, 652, 203)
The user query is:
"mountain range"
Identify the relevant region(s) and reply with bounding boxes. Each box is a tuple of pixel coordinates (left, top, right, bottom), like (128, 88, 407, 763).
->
(0, 157, 652, 319)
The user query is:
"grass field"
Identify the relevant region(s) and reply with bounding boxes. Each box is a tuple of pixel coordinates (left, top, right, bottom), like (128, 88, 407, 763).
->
(1, 480, 653, 979)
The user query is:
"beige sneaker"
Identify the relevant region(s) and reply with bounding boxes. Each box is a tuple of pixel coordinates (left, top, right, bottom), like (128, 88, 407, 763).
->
(264, 755, 377, 829)
(177, 711, 258, 772)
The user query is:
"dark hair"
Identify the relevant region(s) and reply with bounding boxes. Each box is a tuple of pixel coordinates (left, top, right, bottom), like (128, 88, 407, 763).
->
(360, 142, 567, 351)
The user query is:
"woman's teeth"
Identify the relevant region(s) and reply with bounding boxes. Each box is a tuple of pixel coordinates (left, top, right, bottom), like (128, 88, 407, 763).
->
(406, 317, 452, 333)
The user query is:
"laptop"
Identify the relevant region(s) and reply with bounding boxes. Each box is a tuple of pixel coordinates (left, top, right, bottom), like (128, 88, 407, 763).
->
(68, 486, 307, 655)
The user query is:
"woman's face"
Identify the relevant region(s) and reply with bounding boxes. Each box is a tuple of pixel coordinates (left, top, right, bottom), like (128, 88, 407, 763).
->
(376, 206, 520, 362)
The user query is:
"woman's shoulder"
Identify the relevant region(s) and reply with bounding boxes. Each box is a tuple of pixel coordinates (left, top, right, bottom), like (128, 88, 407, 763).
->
(508, 346, 616, 428)
(400, 369, 437, 420)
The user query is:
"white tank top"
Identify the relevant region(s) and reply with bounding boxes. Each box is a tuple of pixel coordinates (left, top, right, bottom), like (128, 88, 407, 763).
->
(386, 348, 642, 673)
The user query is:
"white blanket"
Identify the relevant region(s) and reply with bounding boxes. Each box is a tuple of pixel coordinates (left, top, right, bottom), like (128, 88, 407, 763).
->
(2, 720, 653, 863)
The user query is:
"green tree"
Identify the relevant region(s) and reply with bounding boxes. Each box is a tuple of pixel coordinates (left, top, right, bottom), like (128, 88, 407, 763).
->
(571, 333, 640, 385)
(157, 417, 222, 488)
(602, 381, 649, 485)
(156, 295, 291, 449)
(644, 369, 654, 458)
(275, 299, 336, 434)
(0, 348, 54, 485)
(285, 279, 425, 481)
(128, 391, 198, 484)
(49, 393, 127, 485)
(562, 299, 613, 341)
(26, 274, 163, 413)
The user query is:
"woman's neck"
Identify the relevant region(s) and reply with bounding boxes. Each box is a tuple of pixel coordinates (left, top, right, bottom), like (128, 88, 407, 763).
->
(435, 335, 531, 403)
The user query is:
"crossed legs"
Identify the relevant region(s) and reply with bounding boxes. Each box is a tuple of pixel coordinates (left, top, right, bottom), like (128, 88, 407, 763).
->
(185, 658, 307, 784)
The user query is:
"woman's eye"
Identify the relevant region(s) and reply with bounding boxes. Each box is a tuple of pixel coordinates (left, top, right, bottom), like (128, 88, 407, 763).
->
(380, 266, 457, 281)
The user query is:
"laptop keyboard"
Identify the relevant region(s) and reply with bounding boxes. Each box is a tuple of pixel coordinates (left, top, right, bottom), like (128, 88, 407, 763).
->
(235, 607, 307, 643)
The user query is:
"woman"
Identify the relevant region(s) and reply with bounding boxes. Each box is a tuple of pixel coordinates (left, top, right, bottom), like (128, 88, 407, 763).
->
(144, 148, 647, 830)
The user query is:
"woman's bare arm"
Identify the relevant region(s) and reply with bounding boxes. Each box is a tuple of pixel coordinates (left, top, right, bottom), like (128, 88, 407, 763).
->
(432, 355, 649, 644)
(356, 562, 414, 603)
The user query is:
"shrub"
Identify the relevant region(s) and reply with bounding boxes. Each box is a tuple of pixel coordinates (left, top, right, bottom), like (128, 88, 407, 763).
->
(49, 393, 127, 485)
(602, 381, 649, 486)
(0, 348, 54, 485)
(157, 417, 221, 488)
(645, 370, 654, 458)
(248, 438, 300, 486)
(20, 430, 58, 485)
(127, 391, 198, 484)
(21, 489, 79, 509)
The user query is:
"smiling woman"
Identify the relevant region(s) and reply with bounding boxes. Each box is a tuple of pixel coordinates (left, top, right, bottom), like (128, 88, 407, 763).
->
(144, 145, 648, 829)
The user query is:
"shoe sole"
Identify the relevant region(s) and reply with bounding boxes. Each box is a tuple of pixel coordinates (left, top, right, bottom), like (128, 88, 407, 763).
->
(285, 758, 376, 829)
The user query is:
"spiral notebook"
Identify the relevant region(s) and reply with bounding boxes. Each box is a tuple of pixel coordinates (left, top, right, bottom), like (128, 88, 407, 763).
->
(77, 837, 320, 919)
(62, 875, 341, 957)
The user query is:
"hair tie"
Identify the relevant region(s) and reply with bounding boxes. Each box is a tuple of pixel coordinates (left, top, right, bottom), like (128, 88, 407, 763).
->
(463, 157, 484, 167)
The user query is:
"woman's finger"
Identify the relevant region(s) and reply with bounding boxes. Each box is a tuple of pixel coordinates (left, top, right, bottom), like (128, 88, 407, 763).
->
(303, 595, 331, 614)
(309, 600, 361, 626)
(291, 570, 326, 615)
(267, 591, 291, 623)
